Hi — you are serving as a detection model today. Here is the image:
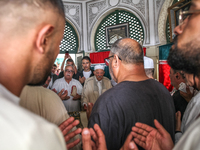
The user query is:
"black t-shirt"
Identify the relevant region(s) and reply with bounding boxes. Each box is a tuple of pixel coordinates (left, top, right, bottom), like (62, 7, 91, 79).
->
(173, 90, 188, 121)
(88, 79, 175, 150)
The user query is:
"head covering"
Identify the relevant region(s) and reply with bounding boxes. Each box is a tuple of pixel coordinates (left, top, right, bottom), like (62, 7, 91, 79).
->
(144, 56, 154, 69)
(94, 65, 105, 71)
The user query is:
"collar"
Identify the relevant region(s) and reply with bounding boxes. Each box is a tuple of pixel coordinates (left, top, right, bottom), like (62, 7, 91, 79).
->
(0, 84, 20, 105)
(95, 76, 102, 83)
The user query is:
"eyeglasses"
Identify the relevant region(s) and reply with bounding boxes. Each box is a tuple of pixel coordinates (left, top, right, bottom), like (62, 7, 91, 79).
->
(179, 9, 200, 25)
(104, 55, 122, 66)
(65, 69, 74, 73)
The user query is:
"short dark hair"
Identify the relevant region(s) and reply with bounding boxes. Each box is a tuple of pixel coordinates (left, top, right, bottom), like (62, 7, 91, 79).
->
(82, 56, 91, 62)
(53, 64, 57, 67)
(67, 59, 74, 64)
(0, 0, 65, 17)
(110, 38, 143, 64)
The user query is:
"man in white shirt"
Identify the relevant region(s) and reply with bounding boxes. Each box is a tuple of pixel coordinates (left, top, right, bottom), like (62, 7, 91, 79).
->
(52, 65, 83, 112)
(81, 65, 112, 110)
(0, 0, 81, 149)
(79, 56, 94, 85)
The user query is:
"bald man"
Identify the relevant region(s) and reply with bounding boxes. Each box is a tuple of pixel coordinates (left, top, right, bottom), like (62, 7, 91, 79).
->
(0, 0, 81, 149)
(88, 38, 175, 150)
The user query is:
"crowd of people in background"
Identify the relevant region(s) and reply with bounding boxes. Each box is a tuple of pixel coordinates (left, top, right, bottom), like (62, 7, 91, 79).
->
(1, 0, 200, 150)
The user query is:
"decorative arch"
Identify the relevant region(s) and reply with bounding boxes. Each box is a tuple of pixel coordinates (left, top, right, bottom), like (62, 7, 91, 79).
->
(94, 10, 145, 51)
(90, 7, 148, 52)
(59, 20, 79, 54)
(157, 0, 174, 45)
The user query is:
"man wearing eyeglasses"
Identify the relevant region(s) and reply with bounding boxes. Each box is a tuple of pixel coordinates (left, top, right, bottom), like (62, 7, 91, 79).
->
(127, 1, 200, 150)
(52, 65, 82, 112)
(88, 38, 175, 150)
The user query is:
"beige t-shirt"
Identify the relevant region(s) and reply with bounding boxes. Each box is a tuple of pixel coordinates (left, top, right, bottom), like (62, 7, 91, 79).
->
(20, 85, 81, 150)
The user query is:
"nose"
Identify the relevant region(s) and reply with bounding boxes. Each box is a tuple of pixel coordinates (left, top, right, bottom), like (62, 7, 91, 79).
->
(174, 17, 188, 35)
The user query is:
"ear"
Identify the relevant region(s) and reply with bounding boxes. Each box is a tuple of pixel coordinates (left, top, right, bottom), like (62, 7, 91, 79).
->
(112, 54, 121, 68)
(93, 70, 96, 75)
(176, 72, 180, 79)
(36, 24, 54, 54)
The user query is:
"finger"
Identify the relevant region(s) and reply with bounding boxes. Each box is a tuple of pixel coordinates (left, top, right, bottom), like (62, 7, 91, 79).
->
(154, 119, 168, 136)
(67, 139, 80, 150)
(129, 141, 139, 150)
(133, 138, 146, 149)
(131, 131, 146, 142)
(59, 117, 74, 131)
(62, 120, 80, 136)
(122, 132, 135, 150)
(177, 111, 181, 119)
(65, 128, 82, 142)
(134, 122, 154, 133)
(94, 124, 107, 149)
(89, 128, 98, 142)
(132, 126, 149, 137)
(82, 128, 92, 150)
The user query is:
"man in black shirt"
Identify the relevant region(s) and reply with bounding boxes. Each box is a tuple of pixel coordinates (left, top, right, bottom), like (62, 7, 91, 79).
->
(88, 38, 175, 150)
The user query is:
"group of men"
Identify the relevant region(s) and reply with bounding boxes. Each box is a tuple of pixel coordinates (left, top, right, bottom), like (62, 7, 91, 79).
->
(1, 0, 200, 150)
(47, 55, 112, 112)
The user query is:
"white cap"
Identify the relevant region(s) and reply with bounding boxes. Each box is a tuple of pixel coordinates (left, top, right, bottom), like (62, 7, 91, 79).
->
(94, 65, 105, 70)
(144, 56, 154, 69)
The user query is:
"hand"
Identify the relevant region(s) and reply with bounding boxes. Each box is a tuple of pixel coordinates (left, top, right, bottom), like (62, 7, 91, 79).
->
(132, 119, 174, 150)
(79, 76, 86, 84)
(82, 124, 107, 150)
(175, 111, 181, 131)
(180, 86, 193, 102)
(120, 132, 138, 150)
(58, 89, 70, 100)
(52, 88, 57, 93)
(64, 54, 71, 59)
(73, 94, 81, 100)
(83, 104, 88, 111)
(59, 117, 82, 150)
(43, 76, 51, 88)
(86, 103, 94, 120)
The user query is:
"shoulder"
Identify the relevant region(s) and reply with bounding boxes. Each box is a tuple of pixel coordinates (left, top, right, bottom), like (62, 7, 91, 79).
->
(102, 76, 111, 81)
(0, 98, 66, 149)
(85, 76, 95, 83)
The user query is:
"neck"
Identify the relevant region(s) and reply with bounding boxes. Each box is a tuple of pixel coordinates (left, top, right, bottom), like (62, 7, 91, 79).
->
(84, 69, 90, 72)
(0, 56, 31, 97)
(65, 78, 72, 83)
(117, 64, 149, 83)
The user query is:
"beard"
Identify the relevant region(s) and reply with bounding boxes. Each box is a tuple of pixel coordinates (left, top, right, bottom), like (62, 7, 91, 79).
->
(167, 36, 200, 75)
(28, 48, 55, 86)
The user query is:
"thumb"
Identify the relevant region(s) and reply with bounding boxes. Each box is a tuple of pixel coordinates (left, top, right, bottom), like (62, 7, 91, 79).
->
(82, 128, 92, 150)
(186, 86, 190, 93)
(177, 111, 181, 119)
(154, 119, 168, 136)
(129, 141, 138, 150)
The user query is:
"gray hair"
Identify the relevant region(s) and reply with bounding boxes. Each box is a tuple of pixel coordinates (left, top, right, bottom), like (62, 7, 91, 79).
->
(110, 38, 144, 64)
(65, 64, 75, 72)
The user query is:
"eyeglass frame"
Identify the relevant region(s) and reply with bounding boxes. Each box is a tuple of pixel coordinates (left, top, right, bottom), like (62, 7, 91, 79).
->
(65, 69, 74, 73)
(179, 9, 200, 25)
(104, 55, 122, 65)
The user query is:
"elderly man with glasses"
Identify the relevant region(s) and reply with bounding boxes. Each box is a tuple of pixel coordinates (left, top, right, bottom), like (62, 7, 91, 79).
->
(88, 38, 175, 150)
(52, 64, 82, 112)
